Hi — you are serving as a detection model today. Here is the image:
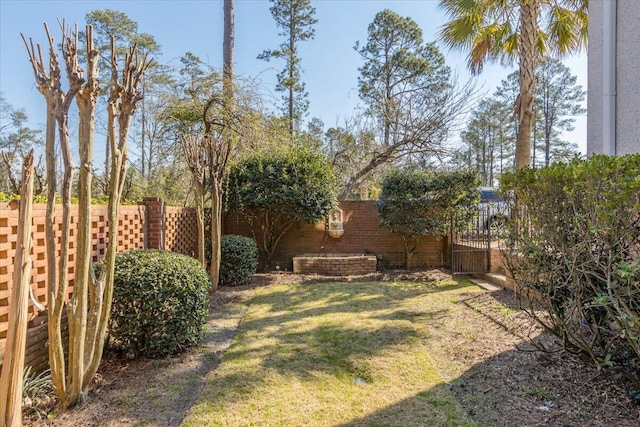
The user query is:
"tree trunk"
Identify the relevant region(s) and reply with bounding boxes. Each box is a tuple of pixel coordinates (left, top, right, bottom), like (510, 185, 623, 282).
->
(515, 0, 539, 170)
(207, 0, 234, 289)
(71, 28, 100, 406)
(288, 2, 295, 135)
(0, 152, 34, 427)
(210, 181, 223, 291)
(67, 47, 96, 408)
(224, 0, 234, 88)
(55, 75, 77, 411)
(482, 134, 487, 185)
(403, 235, 418, 270)
(44, 101, 66, 403)
(104, 135, 110, 186)
(340, 148, 393, 199)
(545, 125, 551, 167)
(488, 128, 495, 185)
(141, 94, 146, 178)
(195, 182, 205, 267)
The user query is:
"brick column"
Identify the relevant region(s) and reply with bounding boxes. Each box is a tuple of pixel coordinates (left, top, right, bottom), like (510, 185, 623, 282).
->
(142, 197, 165, 250)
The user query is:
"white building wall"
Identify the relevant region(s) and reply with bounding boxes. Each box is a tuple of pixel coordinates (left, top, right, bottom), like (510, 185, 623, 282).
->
(587, 0, 604, 155)
(587, 0, 640, 155)
(615, 1, 640, 154)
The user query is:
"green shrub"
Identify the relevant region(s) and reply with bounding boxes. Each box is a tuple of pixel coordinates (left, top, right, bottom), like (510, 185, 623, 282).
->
(502, 154, 640, 385)
(107, 250, 211, 358)
(225, 146, 338, 267)
(377, 168, 479, 268)
(220, 235, 258, 286)
(22, 366, 52, 415)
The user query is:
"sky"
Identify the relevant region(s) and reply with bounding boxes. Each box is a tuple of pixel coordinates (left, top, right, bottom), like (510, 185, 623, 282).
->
(0, 0, 588, 164)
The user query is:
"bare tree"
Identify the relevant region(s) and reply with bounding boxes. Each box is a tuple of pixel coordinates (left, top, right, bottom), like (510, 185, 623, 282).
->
(22, 23, 150, 410)
(0, 151, 35, 427)
(22, 22, 89, 408)
(181, 133, 208, 267)
(337, 78, 474, 200)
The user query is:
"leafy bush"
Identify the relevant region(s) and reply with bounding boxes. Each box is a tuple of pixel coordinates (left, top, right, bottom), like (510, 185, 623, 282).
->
(502, 155, 640, 387)
(219, 235, 258, 286)
(107, 250, 211, 358)
(226, 146, 338, 266)
(377, 168, 479, 268)
(0, 192, 47, 204)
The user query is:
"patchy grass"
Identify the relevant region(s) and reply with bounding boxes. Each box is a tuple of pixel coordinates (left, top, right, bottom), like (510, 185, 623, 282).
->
(30, 273, 638, 426)
(492, 302, 517, 316)
(183, 278, 480, 427)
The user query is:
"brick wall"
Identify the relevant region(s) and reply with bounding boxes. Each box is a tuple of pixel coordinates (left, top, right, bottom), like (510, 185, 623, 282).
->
(0, 202, 147, 372)
(164, 205, 198, 258)
(293, 254, 378, 276)
(224, 201, 449, 270)
(138, 197, 199, 258)
(1, 198, 450, 374)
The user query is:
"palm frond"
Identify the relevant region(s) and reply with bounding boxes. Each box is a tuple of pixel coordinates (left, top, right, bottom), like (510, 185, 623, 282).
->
(501, 32, 519, 65)
(545, 4, 588, 56)
(439, 0, 585, 72)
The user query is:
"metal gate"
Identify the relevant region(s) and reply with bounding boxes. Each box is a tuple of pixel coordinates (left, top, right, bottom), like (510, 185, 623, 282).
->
(450, 207, 492, 275)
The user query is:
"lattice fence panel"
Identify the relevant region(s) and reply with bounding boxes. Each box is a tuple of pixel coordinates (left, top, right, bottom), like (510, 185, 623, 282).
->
(0, 203, 147, 372)
(164, 206, 198, 258)
(115, 206, 146, 254)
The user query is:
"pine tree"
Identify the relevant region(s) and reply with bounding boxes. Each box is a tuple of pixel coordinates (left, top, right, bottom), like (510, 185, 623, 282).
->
(258, 0, 317, 135)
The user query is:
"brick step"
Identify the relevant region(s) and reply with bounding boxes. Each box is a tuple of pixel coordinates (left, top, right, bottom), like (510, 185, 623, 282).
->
(473, 272, 515, 291)
(469, 278, 501, 292)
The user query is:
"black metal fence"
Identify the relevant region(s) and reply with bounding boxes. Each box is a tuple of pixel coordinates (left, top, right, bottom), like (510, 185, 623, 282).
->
(450, 207, 493, 275)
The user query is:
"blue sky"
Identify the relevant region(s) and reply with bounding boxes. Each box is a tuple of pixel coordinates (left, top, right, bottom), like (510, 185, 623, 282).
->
(0, 0, 588, 162)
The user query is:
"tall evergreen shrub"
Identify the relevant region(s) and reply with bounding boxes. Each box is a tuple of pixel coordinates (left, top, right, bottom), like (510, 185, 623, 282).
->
(502, 155, 640, 386)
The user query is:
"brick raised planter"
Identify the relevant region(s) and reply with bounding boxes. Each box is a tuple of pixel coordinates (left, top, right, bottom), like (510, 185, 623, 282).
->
(293, 253, 377, 276)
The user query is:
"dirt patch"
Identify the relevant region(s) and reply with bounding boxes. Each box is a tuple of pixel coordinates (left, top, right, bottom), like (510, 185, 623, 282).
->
(26, 284, 255, 426)
(25, 271, 639, 426)
(422, 288, 640, 427)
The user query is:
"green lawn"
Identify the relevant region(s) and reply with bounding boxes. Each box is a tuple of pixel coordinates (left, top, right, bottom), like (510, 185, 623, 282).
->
(183, 277, 481, 427)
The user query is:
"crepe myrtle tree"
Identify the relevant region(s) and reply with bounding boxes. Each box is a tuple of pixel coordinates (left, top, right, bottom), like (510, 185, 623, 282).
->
(225, 146, 338, 267)
(377, 168, 479, 269)
(22, 22, 150, 409)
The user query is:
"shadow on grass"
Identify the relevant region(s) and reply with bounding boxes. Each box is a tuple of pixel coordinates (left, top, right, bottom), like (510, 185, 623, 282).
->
(335, 383, 474, 427)
(60, 275, 640, 427)
(237, 279, 469, 330)
(220, 279, 469, 378)
(185, 279, 640, 427)
(180, 277, 482, 426)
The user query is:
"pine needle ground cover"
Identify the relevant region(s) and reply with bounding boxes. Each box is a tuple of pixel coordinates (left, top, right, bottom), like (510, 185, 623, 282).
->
(183, 278, 479, 427)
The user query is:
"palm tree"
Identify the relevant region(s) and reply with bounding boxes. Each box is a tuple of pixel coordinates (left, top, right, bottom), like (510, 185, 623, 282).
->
(438, 0, 587, 169)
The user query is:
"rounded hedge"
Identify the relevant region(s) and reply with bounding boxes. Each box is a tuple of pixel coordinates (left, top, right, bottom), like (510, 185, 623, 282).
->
(108, 250, 211, 358)
(219, 235, 258, 286)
